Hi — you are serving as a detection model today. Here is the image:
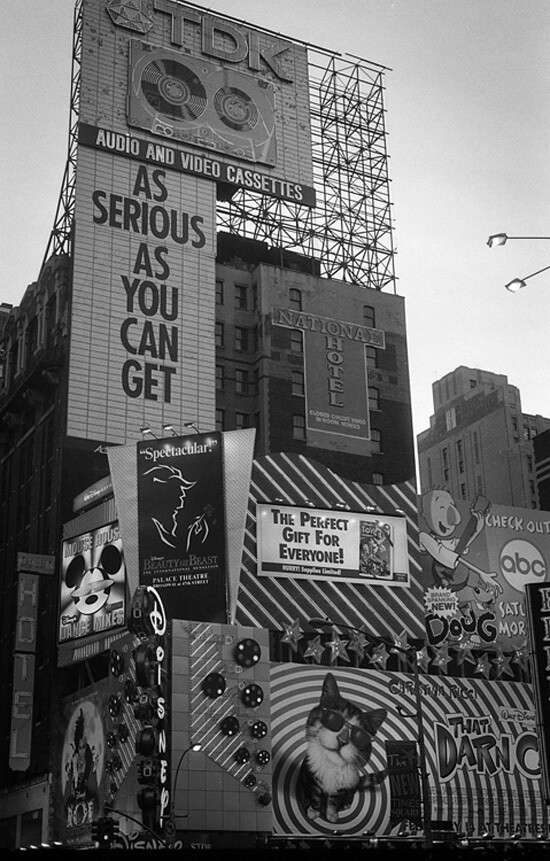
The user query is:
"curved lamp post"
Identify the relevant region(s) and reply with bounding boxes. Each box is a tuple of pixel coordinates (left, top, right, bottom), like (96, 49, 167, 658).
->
(487, 233, 550, 292)
(171, 742, 203, 823)
(308, 617, 432, 848)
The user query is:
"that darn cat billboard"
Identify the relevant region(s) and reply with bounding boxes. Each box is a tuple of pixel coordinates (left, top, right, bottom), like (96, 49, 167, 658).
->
(418, 492, 550, 652)
(256, 503, 410, 585)
(270, 665, 546, 840)
(137, 433, 228, 623)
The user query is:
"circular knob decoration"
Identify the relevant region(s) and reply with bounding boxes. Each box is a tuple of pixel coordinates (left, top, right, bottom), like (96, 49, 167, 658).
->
(257, 789, 272, 807)
(220, 715, 240, 736)
(241, 683, 263, 708)
(117, 722, 129, 743)
(110, 649, 124, 677)
(243, 772, 257, 788)
(255, 749, 271, 766)
(234, 638, 261, 668)
(234, 747, 251, 764)
(108, 693, 122, 718)
(250, 720, 268, 740)
(202, 672, 226, 698)
(134, 644, 157, 687)
(106, 731, 118, 749)
(124, 679, 137, 704)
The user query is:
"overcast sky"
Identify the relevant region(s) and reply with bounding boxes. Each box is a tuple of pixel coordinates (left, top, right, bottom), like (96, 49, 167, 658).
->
(1, 0, 549, 439)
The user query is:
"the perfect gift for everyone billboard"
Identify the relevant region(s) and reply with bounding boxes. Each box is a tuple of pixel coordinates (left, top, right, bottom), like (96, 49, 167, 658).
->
(257, 502, 409, 586)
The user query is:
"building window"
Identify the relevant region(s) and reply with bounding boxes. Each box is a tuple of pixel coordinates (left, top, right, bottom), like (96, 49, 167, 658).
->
(290, 329, 303, 353)
(473, 430, 480, 464)
(235, 284, 248, 310)
(363, 305, 375, 327)
(236, 411, 250, 429)
(293, 414, 306, 440)
(235, 368, 250, 395)
(252, 283, 258, 310)
(470, 378, 477, 388)
(235, 326, 248, 352)
(289, 288, 302, 311)
(445, 407, 457, 430)
(460, 482, 467, 499)
(427, 457, 433, 488)
(368, 386, 379, 411)
(372, 472, 384, 485)
(365, 346, 377, 369)
(216, 364, 224, 390)
(456, 439, 464, 473)
(292, 371, 304, 397)
(370, 429, 381, 452)
(512, 415, 518, 433)
(216, 279, 224, 304)
(216, 409, 224, 431)
(215, 322, 224, 347)
(442, 447, 449, 482)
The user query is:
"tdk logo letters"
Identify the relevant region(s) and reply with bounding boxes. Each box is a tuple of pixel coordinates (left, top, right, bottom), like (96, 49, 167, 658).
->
(152, 0, 294, 81)
(499, 539, 547, 592)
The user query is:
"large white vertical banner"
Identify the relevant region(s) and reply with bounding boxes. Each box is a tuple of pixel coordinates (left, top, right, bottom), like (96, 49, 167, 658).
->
(69, 149, 216, 443)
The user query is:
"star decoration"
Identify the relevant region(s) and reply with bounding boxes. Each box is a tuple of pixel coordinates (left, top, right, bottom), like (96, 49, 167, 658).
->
(512, 642, 530, 673)
(474, 652, 491, 679)
(281, 618, 302, 652)
(348, 630, 368, 661)
(430, 644, 451, 672)
(416, 644, 430, 673)
(391, 630, 410, 657)
(368, 643, 389, 670)
(454, 639, 477, 666)
(303, 635, 325, 663)
(493, 651, 514, 679)
(327, 630, 350, 663)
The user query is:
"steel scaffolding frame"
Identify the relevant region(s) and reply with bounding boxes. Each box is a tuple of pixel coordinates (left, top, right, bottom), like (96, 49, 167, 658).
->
(44, 4, 396, 292)
(217, 49, 397, 292)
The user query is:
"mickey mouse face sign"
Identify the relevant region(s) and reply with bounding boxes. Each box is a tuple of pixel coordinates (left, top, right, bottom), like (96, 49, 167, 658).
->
(66, 545, 121, 616)
(59, 522, 126, 644)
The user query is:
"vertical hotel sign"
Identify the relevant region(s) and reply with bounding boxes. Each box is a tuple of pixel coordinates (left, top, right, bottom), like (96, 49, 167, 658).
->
(69, 0, 314, 446)
(273, 308, 385, 455)
(137, 433, 228, 622)
(10, 553, 54, 771)
(525, 582, 550, 802)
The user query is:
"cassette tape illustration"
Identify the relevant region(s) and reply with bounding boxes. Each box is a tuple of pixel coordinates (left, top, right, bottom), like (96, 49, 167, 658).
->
(128, 41, 277, 166)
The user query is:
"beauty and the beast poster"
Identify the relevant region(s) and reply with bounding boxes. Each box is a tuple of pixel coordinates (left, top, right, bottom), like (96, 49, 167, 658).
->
(136, 433, 227, 623)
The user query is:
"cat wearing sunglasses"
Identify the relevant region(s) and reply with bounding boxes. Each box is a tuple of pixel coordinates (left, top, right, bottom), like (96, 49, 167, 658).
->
(296, 672, 387, 824)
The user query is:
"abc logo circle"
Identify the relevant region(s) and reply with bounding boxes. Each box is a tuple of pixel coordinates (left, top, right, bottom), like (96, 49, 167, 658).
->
(499, 540, 546, 592)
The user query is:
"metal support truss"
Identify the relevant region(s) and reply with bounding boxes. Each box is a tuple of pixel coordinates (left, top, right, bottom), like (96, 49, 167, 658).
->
(41, 0, 82, 272)
(218, 49, 397, 292)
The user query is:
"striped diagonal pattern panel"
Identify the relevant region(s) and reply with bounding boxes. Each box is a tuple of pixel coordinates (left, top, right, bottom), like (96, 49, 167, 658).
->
(236, 453, 424, 638)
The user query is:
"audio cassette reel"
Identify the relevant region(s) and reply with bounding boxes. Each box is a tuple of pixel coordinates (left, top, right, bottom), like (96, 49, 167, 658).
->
(128, 41, 277, 166)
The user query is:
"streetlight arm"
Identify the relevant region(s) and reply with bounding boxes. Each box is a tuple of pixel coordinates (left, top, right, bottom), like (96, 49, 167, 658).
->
(103, 804, 171, 849)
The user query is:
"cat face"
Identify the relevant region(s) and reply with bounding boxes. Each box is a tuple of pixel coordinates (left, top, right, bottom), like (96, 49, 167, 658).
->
(305, 672, 387, 765)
